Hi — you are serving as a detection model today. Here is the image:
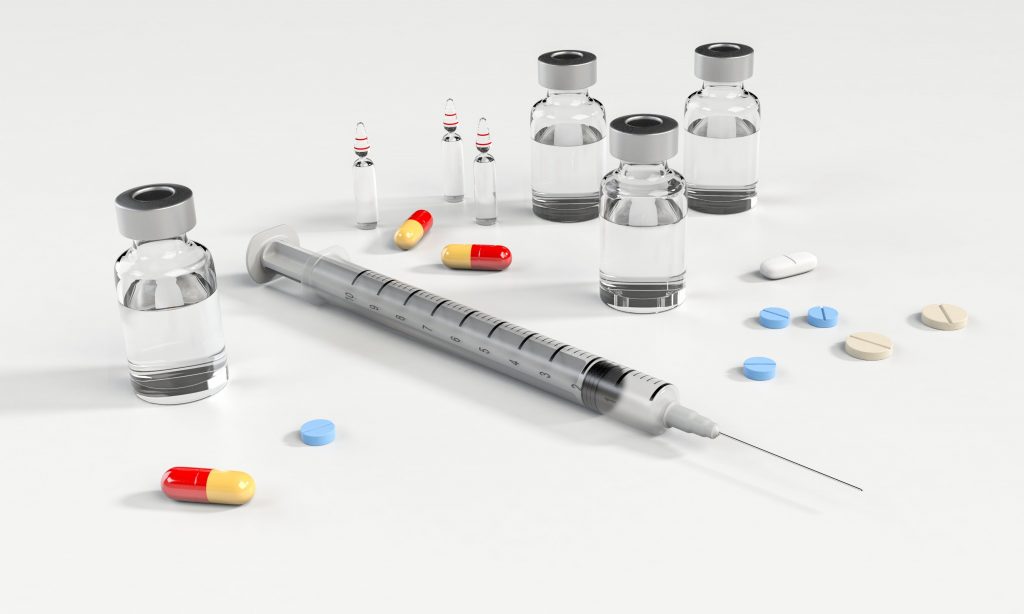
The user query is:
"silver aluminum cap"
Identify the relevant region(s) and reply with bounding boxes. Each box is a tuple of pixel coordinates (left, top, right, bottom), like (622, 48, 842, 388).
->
(609, 114, 679, 163)
(694, 43, 754, 82)
(538, 50, 597, 90)
(115, 183, 197, 241)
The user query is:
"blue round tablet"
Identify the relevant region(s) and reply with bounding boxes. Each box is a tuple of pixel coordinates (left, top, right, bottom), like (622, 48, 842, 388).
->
(759, 307, 790, 329)
(807, 306, 839, 328)
(300, 419, 336, 446)
(743, 357, 776, 381)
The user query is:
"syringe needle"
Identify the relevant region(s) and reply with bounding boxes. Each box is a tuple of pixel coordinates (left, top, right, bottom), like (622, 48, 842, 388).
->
(719, 432, 863, 492)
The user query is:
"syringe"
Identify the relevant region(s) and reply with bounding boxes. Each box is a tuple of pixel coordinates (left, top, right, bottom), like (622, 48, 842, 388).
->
(247, 226, 861, 491)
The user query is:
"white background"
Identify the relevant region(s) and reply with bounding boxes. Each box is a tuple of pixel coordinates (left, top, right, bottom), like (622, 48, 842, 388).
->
(1, 0, 1021, 611)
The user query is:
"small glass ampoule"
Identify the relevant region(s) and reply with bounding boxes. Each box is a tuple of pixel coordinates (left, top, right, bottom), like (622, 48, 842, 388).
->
(473, 117, 497, 226)
(599, 115, 686, 314)
(352, 122, 379, 229)
(441, 98, 465, 203)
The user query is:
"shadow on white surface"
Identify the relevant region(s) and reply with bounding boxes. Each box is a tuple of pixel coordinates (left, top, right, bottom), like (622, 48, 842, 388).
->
(743, 316, 763, 329)
(0, 366, 137, 411)
(408, 262, 462, 275)
(483, 198, 561, 228)
(282, 430, 307, 447)
(683, 460, 820, 514)
(725, 367, 750, 382)
(406, 262, 520, 277)
(121, 490, 235, 513)
(361, 230, 407, 255)
(905, 312, 933, 331)
(829, 341, 862, 362)
(738, 270, 770, 283)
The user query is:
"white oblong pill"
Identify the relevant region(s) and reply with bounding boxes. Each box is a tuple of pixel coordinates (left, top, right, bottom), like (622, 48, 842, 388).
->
(759, 252, 818, 280)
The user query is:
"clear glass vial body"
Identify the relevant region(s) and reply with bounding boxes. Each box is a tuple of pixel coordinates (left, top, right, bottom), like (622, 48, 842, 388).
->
(353, 157, 379, 229)
(473, 152, 497, 225)
(530, 89, 607, 222)
(683, 81, 760, 214)
(599, 162, 686, 313)
(442, 132, 464, 203)
(115, 235, 228, 404)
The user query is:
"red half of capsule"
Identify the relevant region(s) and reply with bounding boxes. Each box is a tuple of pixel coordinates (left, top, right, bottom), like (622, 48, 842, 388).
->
(409, 209, 433, 232)
(471, 244, 512, 270)
(161, 467, 211, 503)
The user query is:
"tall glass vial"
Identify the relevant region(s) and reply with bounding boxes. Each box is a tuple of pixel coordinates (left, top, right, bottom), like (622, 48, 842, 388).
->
(352, 121, 379, 229)
(114, 184, 228, 404)
(599, 115, 686, 314)
(473, 117, 497, 225)
(683, 43, 760, 214)
(530, 50, 606, 223)
(441, 98, 465, 203)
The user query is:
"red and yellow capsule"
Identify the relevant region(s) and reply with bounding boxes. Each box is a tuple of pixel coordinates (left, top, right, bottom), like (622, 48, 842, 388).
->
(394, 209, 433, 250)
(441, 244, 512, 271)
(161, 466, 255, 505)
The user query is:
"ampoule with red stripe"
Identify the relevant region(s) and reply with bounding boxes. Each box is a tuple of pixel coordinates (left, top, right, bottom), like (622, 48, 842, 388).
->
(441, 98, 465, 203)
(473, 117, 497, 225)
(352, 121, 379, 229)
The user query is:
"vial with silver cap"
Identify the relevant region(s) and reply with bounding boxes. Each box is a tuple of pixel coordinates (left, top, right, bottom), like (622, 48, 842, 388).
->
(599, 114, 686, 314)
(683, 43, 761, 214)
(113, 184, 228, 404)
(530, 50, 606, 222)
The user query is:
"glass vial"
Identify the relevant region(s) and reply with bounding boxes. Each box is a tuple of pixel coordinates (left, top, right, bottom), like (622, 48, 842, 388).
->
(441, 98, 465, 203)
(530, 50, 606, 223)
(599, 115, 686, 314)
(473, 117, 497, 226)
(352, 122, 379, 229)
(683, 43, 760, 214)
(113, 184, 228, 404)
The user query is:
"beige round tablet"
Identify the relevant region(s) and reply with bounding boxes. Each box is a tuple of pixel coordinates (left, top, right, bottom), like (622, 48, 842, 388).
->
(921, 304, 968, 331)
(845, 332, 893, 361)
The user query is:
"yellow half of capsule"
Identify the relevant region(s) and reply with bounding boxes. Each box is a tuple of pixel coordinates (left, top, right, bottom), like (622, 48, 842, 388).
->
(205, 470, 256, 505)
(441, 244, 473, 269)
(394, 220, 424, 250)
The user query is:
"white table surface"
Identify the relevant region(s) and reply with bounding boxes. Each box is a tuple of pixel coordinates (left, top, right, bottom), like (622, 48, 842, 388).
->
(2, 1, 1021, 611)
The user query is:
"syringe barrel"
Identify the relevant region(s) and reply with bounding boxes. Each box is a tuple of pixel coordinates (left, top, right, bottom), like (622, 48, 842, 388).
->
(249, 227, 715, 437)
